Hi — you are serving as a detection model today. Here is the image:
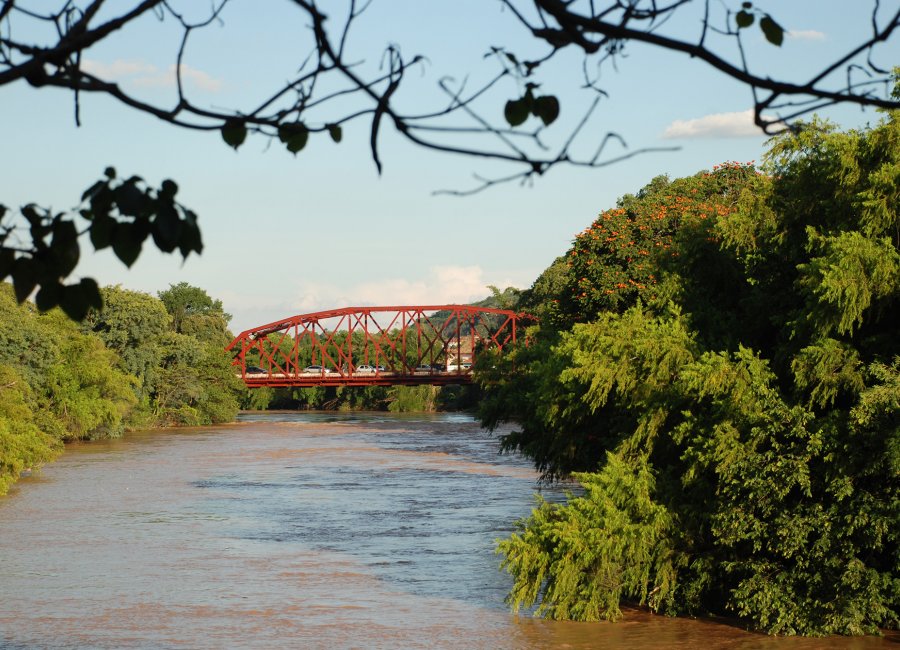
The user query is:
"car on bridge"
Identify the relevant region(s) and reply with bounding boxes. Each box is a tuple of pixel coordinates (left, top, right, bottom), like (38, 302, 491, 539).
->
(355, 365, 377, 373)
(302, 365, 335, 374)
(245, 366, 267, 374)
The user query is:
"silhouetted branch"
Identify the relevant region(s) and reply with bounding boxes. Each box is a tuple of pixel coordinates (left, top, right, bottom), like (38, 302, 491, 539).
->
(516, 0, 899, 133)
(0, 0, 897, 189)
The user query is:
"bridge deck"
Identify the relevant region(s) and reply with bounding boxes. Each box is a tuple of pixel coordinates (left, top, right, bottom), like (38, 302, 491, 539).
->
(239, 370, 473, 387)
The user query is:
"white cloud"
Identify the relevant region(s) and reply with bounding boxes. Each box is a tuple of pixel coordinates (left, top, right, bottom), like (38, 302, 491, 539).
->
(81, 59, 156, 79)
(81, 59, 222, 92)
(787, 30, 826, 41)
(294, 265, 497, 310)
(134, 64, 222, 92)
(224, 266, 516, 333)
(662, 109, 766, 139)
(348, 278, 431, 308)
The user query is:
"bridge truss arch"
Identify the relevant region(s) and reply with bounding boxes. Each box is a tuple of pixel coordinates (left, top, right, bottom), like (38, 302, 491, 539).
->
(226, 305, 535, 387)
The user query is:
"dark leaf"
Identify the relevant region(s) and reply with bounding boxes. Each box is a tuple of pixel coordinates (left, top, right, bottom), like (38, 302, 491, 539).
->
(90, 215, 115, 250)
(221, 119, 247, 150)
(0, 247, 15, 279)
(22, 205, 51, 247)
(760, 15, 784, 46)
(152, 203, 181, 253)
(504, 98, 530, 127)
(11, 259, 37, 303)
(327, 124, 343, 143)
(90, 185, 114, 218)
(81, 180, 106, 203)
(59, 280, 100, 321)
(160, 179, 178, 199)
(114, 181, 146, 217)
(51, 220, 80, 277)
(134, 217, 151, 240)
(79, 277, 102, 310)
(736, 10, 754, 28)
(278, 123, 309, 154)
(59, 290, 88, 320)
(178, 217, 203, 258)
(532, 95, 560, 126)
(35, 281, 62, 311)
(111, 222, 145, 267)
(21, 204, 41, 227)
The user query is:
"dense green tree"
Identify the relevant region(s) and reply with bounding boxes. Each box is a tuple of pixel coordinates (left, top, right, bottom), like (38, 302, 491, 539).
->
(479, 163, 766, 479)
(153, 332, 241, 425)
(0, 284, 137, 441)
(159, 282, 231, 337)
(541, 163, 764, 329)
(0, 283, 65, 392)
(293, 386, 327, 409)
(487, 110, 899, 634)
(517, 256, 569, 325)
(243, 385, 278, 411)
(388, 385, 441, 412)
(84, 285, 170, 402)
(486, 285, 523, 311)
(334, 385, 391, 411)
(42, 312, 137, 440)
(0, 364, 62, 495)
(155, 284, 242, 424)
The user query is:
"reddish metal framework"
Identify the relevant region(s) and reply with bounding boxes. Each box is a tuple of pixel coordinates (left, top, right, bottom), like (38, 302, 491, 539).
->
(225, 305, 535, 387)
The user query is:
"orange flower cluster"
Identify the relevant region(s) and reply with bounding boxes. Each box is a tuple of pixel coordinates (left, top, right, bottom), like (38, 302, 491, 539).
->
(557, 163, 760, 319)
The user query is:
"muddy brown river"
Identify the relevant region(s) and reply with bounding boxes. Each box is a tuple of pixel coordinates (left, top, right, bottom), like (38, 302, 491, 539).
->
(0, 412, 895, 649)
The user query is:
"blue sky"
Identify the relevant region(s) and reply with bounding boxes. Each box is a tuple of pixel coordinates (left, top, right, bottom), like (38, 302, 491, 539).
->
(2, 1, 897, 334)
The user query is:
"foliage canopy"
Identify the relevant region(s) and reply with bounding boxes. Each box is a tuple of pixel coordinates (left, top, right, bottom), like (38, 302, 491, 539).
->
(482, 110, 900, 634)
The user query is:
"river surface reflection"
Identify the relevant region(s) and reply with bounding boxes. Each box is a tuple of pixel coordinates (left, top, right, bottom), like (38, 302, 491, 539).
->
(0, 412, 895, 649)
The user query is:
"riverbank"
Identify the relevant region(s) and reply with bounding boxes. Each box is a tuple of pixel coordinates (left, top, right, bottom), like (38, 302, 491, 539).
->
(0, 282, 243, 496)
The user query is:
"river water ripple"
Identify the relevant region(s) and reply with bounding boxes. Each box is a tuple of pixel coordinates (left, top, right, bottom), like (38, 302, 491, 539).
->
(0, 412, 895, 649)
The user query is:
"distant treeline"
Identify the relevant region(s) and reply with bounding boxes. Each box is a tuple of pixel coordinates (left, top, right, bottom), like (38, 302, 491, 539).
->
(245, 382, 477, 413)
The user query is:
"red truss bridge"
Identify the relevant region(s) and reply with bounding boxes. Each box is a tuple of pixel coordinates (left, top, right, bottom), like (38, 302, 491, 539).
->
(226, 305, 535, 387)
